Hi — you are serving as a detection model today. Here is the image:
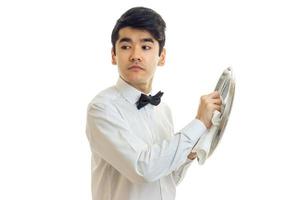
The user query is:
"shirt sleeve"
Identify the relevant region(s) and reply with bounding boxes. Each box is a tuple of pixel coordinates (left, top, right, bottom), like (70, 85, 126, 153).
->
(86, 102, 207, 184)
(170, 120, 208, 185)
(171, 158, 193, 185)
(165, 104, 206, 185)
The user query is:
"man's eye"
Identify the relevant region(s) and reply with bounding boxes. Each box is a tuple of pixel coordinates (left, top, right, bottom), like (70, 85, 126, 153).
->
(121, 46, 130, 50)
(142, 45, 151, 50)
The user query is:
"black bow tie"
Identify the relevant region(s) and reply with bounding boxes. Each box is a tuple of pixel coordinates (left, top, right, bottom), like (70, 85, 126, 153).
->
(136, 91, 164, 110)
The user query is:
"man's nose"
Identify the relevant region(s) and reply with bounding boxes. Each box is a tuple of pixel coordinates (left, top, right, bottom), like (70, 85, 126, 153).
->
(129, 47, 142, 62)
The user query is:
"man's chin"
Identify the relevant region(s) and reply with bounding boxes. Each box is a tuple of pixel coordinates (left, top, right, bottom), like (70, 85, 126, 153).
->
(121, 74, 152, 85)
(126, 76, 146, 84)
(127, 77, 150, 86)
(129, 79, 147, 86)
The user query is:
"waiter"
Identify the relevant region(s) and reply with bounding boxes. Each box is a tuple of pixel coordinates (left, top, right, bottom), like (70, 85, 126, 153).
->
(85, 6, 222, 200)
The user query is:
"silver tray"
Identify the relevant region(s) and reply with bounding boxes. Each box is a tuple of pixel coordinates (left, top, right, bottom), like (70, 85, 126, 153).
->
(208, 67, 235, 157)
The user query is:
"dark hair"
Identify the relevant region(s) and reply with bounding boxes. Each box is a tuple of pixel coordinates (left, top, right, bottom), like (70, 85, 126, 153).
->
(111, 7, 166, 56)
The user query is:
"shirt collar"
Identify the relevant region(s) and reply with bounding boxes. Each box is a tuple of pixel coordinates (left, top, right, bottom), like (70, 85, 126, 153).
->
(115, 77, 151, 105)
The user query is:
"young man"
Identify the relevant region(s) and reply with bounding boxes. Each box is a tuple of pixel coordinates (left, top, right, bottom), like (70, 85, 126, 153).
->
(86, 7, 221, 200)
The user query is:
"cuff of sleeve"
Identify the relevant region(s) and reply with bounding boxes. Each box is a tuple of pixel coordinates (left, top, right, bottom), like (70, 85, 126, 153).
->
(180, 119, 207, 143)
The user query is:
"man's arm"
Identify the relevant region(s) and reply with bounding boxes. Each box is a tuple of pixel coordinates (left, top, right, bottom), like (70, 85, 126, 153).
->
(170, 91, 222, 184)
(86, 102, 206, 184)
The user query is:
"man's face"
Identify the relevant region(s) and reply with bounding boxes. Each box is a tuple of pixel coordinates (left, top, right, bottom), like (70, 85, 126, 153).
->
(112, 27, 166, 92)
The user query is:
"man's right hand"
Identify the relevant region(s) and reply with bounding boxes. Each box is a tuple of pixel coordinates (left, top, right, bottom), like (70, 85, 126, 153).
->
(196, 91, 222, 129)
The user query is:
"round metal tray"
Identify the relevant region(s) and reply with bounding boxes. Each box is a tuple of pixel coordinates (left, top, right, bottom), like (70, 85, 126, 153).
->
(208, 67, 235, 157)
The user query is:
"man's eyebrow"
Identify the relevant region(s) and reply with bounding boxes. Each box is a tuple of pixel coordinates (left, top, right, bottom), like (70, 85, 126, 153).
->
(141, 38, 154, 43)
(118, 37, 154, 43)
(119, 37, 132, 43)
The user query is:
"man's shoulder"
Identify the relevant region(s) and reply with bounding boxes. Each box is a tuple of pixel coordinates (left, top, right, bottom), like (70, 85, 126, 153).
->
(88, 85, 120, 109)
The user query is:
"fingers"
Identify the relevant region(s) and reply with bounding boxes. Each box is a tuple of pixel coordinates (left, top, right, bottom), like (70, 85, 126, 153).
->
(211, 98, 222, 105)
(211, 96, 222, 112)
(196, 91, 223, 128)
(208, 91, 220, 99)
(207, 104, 221, 112)
(201, 92, 222, 106)
(214, 105, 222, 112)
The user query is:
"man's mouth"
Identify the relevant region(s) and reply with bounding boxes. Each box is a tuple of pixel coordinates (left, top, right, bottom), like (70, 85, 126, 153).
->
(128, 65, 145, 71)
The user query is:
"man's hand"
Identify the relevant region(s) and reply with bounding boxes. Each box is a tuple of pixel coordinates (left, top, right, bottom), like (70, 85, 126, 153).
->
(196, 91, 222, 129)
(187, 152, 197, 160)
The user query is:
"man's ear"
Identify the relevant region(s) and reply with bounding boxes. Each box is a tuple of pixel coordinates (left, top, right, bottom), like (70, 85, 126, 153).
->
(158, 48, 166, 66)
(111, 48, 117, 65)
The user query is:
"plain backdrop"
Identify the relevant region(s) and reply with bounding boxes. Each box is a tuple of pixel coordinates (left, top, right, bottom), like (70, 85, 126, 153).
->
(1, 0, 300, 199)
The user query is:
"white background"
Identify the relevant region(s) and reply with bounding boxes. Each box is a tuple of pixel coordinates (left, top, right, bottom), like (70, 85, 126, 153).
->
(1, 0, 300, 199)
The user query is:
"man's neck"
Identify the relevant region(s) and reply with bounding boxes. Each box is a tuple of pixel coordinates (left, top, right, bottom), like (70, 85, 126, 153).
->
(120, 76, 152, 94)
(132, 82, 152, 94)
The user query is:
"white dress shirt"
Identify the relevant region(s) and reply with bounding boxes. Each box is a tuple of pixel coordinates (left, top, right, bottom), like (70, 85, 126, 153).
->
(86, 77, 207, 200)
